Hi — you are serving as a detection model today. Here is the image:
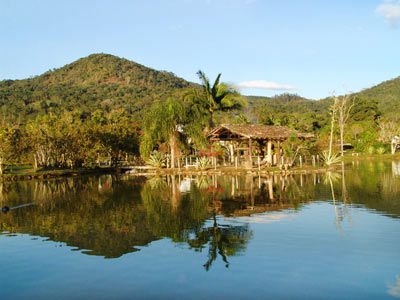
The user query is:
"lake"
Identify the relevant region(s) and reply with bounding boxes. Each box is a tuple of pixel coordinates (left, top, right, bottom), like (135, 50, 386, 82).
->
(1, 160, 400, 299)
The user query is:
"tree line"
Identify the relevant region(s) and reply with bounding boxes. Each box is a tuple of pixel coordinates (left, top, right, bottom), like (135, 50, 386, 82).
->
(0, 68, 399, 173)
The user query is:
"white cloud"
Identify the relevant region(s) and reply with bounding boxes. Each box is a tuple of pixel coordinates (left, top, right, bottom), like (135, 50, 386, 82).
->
(232, 212, 296, 224)
(234, 80, 296, 91)
(376, 1, 400, 28)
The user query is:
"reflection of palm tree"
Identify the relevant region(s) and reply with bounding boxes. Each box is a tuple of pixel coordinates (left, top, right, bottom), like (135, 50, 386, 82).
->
(188, 209, 252, 271)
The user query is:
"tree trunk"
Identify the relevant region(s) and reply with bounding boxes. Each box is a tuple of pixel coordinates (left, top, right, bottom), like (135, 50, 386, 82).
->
(340, 123, 344, 156)
(33, 155, 38, 170)
(208, 110, 215, 130)
(169, 133, 178, 168)
(329, 116, 335, 157)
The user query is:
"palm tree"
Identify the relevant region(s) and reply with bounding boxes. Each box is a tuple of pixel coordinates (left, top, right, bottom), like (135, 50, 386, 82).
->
(140, 97, 185, 168)
(193, 70, 245, 129)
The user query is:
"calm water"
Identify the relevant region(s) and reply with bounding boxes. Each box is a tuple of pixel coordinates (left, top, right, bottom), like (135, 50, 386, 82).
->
(1, 161, 400, 299)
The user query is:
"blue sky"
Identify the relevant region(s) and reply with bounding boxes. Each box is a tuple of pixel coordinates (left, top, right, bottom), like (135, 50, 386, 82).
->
(1, 0, 400, 99)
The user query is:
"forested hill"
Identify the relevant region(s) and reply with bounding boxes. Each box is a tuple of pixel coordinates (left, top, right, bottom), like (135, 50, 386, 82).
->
(0, 52, 399, 125)
(352, 76, 400, 119)
(241, 76, 400, 133)
(0, 53, 196, 124)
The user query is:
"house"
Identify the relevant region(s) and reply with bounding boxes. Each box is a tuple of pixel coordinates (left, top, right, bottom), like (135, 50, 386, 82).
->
(207, 124, 314, 168)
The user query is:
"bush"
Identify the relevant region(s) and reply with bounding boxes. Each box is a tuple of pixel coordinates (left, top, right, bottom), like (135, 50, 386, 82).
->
(376, 146, 386, 155)
(147, 151, 166, 168)
(320, 151, 341, 166)
(366, 146, 375, 155)
(196, 157, 210, 170)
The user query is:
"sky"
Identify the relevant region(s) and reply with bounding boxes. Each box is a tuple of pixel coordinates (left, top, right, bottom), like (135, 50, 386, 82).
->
(1, 0, 400, 99)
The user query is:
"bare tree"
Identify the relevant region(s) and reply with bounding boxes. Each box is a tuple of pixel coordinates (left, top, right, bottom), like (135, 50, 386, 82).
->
(328, 97, 339, 157)
(334, 94, 355, 156)
(378, 120, 399, 143)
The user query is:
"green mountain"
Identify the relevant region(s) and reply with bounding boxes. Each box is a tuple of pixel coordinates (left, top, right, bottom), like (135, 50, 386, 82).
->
(0, 53, 399, 125)
(0, 53, 196, 124)
(353, 76, 400, 120)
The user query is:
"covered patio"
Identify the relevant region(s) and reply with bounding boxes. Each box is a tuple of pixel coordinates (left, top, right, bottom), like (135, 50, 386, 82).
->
(207, 124, 314, 168)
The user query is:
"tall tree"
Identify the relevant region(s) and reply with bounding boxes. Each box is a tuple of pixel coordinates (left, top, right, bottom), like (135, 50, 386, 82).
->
(194, 71, 244, 129)
(140, 98, 186, 168)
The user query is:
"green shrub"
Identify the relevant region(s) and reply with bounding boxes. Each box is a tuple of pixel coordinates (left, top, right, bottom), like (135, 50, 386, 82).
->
(366, 146, 375, 155)
(376, 146, 386, 155)
(147, 151, 166, 168)
(196, 157, 210, 170)
(320, 151, 341, 166)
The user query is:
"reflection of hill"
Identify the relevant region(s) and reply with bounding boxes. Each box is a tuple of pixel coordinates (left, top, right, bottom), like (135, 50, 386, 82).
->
(0, 176, 157, 258)
(344, 162, 400, 219)
(1, 162, 399, 262)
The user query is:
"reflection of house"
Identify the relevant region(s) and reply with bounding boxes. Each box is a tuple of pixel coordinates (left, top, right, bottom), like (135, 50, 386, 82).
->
(208, 124, 314, 167)
(393, 161, 400, 176)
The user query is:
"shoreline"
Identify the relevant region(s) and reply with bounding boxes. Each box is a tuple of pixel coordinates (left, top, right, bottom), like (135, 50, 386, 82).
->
(0, 167, 117, 182)
(3, 153, 400, 181)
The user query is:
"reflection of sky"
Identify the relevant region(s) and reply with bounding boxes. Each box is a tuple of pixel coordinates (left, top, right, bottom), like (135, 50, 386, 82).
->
(231, 212, 296, 224)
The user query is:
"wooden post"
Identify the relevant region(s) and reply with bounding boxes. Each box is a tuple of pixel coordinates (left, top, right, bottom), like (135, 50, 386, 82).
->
(214, 157, 217, 170)
(185, 157, 188, 167)
(276, 141, 281, 166)
(267, 140, 272, 165)
(248, 138, 253, 168)
(235, 156, 238, 169)
(299, 155, 303, 168)
(316, 154, 320, 165)
(258, 156, 261, 170)
(312, 155, 316, 167)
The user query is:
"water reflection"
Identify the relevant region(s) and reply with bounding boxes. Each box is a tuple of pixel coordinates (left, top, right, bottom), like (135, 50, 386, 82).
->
(389, 275, 400, 298)
(1, 160, 400, 268)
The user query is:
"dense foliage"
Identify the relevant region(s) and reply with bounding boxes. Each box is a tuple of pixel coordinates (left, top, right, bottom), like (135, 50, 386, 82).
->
(0, 53, 399, 167)
(0, 110, 140, 173)
(0, 53, 196, 124)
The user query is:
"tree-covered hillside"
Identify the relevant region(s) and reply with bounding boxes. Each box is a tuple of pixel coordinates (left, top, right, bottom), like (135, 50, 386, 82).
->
(0, 54, 196, 124)
(353, 76, 400, 120)
(0, 52, 399, 133)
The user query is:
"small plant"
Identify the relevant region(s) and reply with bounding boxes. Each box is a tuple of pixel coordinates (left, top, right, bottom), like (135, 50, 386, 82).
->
(196, 157, 210, 170)
(376, 146, 385, 155)
(147, 151, 166, 168)
(366, 146, 375, 155)
(320, 151, 341, 166)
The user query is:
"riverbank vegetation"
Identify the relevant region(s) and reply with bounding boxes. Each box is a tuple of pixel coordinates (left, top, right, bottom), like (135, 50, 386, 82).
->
(0, 53, 400, 174)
